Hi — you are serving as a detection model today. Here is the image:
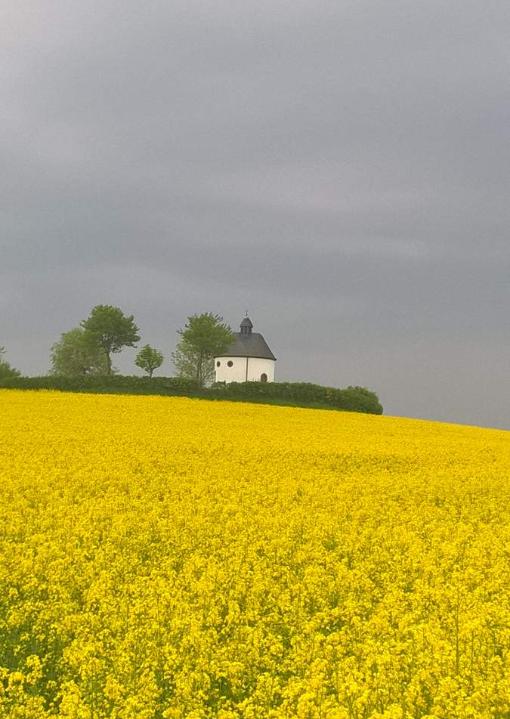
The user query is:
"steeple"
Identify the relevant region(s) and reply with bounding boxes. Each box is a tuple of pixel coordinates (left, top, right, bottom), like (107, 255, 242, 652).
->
(240, 316, 253, 335)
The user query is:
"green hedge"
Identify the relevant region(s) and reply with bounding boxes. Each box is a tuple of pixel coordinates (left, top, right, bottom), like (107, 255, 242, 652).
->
(209, 381, 383, 414)
(0, 375, 200, 395)
(0, 376, 383, 414)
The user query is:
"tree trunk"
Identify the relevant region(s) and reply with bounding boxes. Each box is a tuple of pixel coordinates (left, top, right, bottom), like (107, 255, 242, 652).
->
(197, 352, 203, 386)
(105, 351, 112, 375)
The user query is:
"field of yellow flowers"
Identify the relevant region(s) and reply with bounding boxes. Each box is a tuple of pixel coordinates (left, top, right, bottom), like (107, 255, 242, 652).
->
(1, 390, 510, 718)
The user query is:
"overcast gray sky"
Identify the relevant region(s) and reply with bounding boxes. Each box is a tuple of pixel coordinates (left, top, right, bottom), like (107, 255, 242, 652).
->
(1, 1, 509, 428)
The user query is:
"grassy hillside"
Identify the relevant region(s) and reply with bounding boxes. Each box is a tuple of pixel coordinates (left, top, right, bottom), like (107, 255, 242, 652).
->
(1, 390, 509, 718)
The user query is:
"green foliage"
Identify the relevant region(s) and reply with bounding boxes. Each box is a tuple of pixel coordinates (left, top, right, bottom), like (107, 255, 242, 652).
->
(81, 305, 140, 375)
(209, 381, 383, 414)
(0, 375, 383, 414)
(50, 328, 109, 376)
(135, 345, 164, 378)
(0, 347, 20, 380)
(0, 375, 200, 395)
(339, 386, 384, 414)
(172, 313, 233, 386)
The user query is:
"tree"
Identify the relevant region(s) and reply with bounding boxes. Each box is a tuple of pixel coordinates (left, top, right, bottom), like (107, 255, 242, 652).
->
(135, 345, 164, 378)
(0, 347, 21, 380)
(172, 313, 233, 386)
(81, 305, 140, 375)
(50, 328, 109, 376)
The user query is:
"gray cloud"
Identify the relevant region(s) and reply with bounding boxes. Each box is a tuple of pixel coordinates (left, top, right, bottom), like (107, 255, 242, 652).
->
(1, 0, 509, 428)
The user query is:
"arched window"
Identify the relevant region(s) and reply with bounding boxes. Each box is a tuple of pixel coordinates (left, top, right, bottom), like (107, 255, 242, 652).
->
(260, 373, 268, 382)
(216, 361, 221, 367)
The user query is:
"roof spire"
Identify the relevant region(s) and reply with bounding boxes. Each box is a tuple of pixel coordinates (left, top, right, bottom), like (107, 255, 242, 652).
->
(240, 316, 253, 335)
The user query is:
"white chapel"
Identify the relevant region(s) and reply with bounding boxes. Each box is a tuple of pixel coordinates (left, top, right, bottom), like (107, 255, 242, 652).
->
(214, 317, 276, 383)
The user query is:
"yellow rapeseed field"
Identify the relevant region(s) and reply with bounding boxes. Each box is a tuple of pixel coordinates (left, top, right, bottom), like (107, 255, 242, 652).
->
(1, 390, 510, 719)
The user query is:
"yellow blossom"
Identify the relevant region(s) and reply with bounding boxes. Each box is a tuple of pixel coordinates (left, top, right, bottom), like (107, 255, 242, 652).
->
(0, 389, 509, 718)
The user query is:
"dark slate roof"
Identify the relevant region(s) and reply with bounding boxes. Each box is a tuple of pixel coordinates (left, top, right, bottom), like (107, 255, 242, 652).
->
(216, 332, 276, 360)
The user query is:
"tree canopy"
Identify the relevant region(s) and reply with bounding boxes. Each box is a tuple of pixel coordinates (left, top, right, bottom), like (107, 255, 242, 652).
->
(172, 313, 233, 386)
(135, 345, 164, 378)
(50, 328, 109, 376)
(81, 305, 140, 375)
(0, 347, 21, 380)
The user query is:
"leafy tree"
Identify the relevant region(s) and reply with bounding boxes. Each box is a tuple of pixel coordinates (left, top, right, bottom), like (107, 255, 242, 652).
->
(50, 328, 109, 376)
(81, 305, 140, 375)
(135, 345, 164, 378)
(0, 346, 21, 379)
(172, 313, 233, 387)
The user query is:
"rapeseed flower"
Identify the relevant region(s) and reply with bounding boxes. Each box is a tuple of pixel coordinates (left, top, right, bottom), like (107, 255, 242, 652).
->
(0, 390, 509, 718)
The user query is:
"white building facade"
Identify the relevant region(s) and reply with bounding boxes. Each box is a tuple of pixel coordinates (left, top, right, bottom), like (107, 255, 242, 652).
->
(215, 317, 276, 384)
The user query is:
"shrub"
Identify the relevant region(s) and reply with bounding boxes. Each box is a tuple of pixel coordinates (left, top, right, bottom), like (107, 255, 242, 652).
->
(0, 375, 200, 396)
(0, 376, 382, 414)
(209, 381, 382, 414)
